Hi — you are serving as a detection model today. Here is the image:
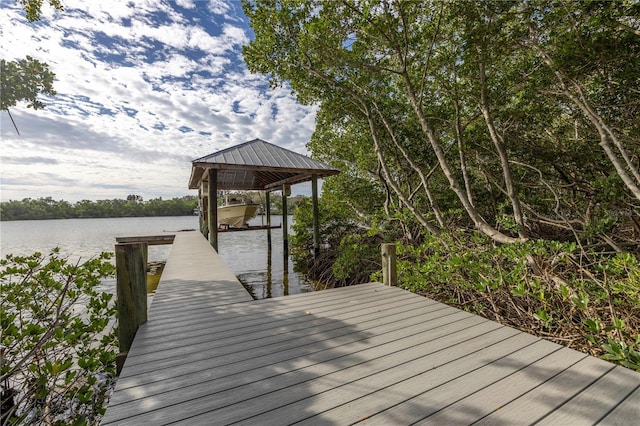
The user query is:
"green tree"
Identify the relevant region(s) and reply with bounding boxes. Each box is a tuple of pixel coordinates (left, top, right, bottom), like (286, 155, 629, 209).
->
(126, 194, 143, 203)
(1, 1, 63, 113)
(0, 196, 199, 221)
(248, 0, 640, 369)
(17, 0, 64, 22)
(525, 0, 640, 201)
(243, 0, 525, 243)
(75, 199, 102, 218)
(0, 57, 56, 111)
(243, 0, 639, 249)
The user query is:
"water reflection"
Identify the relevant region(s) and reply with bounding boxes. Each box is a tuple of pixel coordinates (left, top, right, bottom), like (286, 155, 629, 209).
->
(0, 216, 312, 300)
(236, 244, 310, 299)
(212, 215, 312, 299)
(0, 216, 192, 263)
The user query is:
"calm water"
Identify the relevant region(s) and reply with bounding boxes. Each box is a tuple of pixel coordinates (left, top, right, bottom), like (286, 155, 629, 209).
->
(0, 215, 312, 299)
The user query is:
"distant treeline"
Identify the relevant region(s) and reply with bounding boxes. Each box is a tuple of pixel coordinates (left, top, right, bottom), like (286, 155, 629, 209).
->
(0, 195, 198, 221)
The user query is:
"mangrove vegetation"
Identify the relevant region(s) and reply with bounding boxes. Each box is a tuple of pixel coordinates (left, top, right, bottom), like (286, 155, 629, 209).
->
(244, 0, 640, 370)
(0, 193, 307, 221)
(0, 196, 198, 221)
(1, 250, 117, 425)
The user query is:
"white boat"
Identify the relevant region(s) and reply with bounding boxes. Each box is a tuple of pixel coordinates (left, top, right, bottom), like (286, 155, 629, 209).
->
(218, 195, 258, 228)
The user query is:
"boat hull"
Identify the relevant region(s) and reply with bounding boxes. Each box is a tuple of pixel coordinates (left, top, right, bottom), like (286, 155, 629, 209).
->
(217, 204, 258, 228)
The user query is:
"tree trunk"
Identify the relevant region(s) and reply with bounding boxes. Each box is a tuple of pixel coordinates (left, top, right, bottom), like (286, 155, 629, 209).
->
(478, 52, 527, 238)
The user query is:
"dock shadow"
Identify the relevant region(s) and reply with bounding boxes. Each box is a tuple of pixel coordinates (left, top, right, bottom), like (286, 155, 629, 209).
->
(104, 282, 392, 424)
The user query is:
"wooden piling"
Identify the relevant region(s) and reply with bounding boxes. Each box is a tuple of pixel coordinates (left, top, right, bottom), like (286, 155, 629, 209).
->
(381, 243, 397, 286)
(266, 190, 272, 252)
(312, 174, 320, 260)
(207, 168, 218, 251)
(282, 184, 289, 273)
(115, 242, 148, 353)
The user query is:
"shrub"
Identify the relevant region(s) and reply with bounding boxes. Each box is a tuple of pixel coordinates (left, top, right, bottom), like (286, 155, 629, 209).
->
(1, 249, 117, 425)
(397, 231, 640, 371)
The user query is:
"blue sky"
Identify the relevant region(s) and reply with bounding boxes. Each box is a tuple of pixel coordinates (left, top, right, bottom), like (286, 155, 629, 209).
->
(0, 0, 318, 202)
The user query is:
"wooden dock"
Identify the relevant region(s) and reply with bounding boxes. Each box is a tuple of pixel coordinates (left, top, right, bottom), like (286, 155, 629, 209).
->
(102, 231, 640, 425)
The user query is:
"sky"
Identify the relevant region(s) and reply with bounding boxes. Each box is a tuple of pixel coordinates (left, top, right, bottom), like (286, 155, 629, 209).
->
(0, 0, 318, 202)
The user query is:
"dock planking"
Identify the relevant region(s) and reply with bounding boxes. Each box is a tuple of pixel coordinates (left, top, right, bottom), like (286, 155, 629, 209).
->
(115, 235, 176, 245)
(102, 231, 640, 425)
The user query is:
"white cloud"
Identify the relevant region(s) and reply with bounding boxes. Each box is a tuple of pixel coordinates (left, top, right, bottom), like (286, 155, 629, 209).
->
(175, 0, 196, 10)
(0, 0, 318, 202)
(207, 0, 232, 16)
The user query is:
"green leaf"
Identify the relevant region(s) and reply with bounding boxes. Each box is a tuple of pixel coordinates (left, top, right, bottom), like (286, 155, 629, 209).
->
(582, 318, 601, 332)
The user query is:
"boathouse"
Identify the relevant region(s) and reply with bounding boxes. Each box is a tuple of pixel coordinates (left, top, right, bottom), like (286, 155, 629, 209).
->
(188, 138, 340, 256)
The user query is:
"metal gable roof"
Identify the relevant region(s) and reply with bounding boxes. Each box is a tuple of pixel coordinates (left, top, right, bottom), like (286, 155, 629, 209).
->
(189, 139, 340, 190)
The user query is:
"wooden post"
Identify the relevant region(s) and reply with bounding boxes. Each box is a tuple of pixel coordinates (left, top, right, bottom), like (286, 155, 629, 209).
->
(266, 245, 272, 299)
(197, 187, 205, 237)
(381, 243, 397, 286)
(282, 184, 289, 274)
(207, 168, 218, 252)
(266, 190, 272, 252)
(312, 174, 320, 260)
(115, 242, 148, 353)
(283, 268, 289, 296)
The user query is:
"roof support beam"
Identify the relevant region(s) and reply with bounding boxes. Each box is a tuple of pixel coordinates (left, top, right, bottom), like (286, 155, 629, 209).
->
(265, 174, 311, 190)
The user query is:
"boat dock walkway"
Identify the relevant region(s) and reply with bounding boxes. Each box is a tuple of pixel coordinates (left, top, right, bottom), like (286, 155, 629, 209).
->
(102, 231, 640, 425)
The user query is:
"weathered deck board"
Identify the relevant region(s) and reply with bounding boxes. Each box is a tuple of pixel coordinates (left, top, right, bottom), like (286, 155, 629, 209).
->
(116, 235, 176, 245)
(536, 366, 640, 425)
(102, 231, 640, 425)
(108, 305, 467, 403)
